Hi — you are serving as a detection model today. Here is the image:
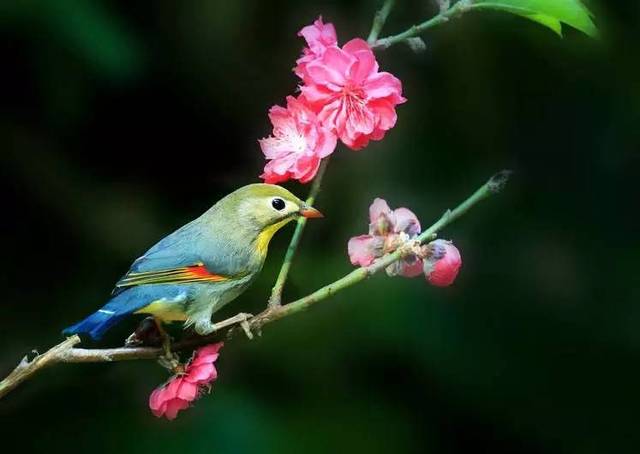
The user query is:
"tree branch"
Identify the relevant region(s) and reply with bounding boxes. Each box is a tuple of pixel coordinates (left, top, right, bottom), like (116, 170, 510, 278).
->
(268, 158, 329, 308)
(367, 0, 396, 44)
(0, 170, 510, 400)
(372, 0, 472, 50)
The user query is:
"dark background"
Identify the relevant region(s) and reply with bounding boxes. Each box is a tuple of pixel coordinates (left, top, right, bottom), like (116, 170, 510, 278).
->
(1, 1, 639, 453)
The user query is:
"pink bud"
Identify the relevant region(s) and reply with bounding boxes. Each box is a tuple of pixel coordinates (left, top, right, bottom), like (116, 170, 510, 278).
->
(423, 240, 461, 287)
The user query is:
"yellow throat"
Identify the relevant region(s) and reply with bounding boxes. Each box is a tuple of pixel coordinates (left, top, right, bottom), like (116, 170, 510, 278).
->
(255, 217, 296, 257)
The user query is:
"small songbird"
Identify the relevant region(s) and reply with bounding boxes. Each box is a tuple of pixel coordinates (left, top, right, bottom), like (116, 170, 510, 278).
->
(63, 184, 322, 340)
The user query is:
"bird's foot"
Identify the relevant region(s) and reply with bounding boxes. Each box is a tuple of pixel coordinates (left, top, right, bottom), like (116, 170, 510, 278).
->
(157, 353, 181, 372)
(124, 317, 164, 347)
(125, 317, 180, 370)
(152, 319, 175, 360)
(215, 312, 255, 340)
(194, 313, 255, 339)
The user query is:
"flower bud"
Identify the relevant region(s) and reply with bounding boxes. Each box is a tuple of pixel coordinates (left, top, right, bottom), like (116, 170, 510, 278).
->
(423, 240, 461, 287)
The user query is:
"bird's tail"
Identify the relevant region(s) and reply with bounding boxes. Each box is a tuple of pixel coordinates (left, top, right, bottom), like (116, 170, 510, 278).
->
(62, 309, 126, 340)
(62, 290, 142, 340)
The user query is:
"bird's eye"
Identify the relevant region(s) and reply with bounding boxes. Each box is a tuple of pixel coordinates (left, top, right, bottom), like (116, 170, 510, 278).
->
(271, 198, 285, 211)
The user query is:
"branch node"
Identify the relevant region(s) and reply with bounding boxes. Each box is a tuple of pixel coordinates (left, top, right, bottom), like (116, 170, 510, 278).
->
(488, 170, 513, 193)
(405, 37, 427, 53)
(435, 0, 450, 13)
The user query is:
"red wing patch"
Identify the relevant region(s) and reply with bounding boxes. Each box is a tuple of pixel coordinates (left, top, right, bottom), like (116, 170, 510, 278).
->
(116, 263, 229, 288)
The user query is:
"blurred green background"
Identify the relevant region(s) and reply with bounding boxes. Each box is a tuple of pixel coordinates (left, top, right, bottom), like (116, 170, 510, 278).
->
(1, 1, 639, 453)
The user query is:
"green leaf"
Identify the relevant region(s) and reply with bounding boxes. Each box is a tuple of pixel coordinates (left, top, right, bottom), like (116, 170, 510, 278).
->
(470, 0, 598, 37)
(523, 13, 563, 36)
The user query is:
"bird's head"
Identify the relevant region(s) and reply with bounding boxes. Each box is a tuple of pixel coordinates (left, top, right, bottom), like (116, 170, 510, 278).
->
(221, 184, 322, 245)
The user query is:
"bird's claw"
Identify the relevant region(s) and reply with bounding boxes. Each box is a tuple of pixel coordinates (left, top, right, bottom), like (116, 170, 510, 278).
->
(124, 332, 143, 347)
(240, 318, 254, 340)
(124, 316, 165, 347)
(211, 312, 255, 340)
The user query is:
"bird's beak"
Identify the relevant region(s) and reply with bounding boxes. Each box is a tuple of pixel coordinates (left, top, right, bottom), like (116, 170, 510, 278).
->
(299, 204, 324, 218)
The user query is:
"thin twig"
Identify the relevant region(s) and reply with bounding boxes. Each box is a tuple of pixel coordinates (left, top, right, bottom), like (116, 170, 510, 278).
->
(0, 336, 81, 399)
(367, 0, 396, 44)
(0, 170, 510, 400)
(372, 0, 472, 50)
(268, 158, 329, 307)
(254, 170, 511, 325)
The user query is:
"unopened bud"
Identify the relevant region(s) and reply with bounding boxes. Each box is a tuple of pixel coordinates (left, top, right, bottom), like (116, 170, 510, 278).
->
(423, 239, 461, 287)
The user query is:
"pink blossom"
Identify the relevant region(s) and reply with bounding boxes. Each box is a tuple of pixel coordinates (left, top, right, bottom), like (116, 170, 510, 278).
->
(348, 198, 421, 277)
(260, 95, 337, 184)
(423, 240, 462, 287)
(295, 17, 338, 80)
(347, 235, 383, 267)
(149, 342, 223, 420)
(300, 38, 406, 150)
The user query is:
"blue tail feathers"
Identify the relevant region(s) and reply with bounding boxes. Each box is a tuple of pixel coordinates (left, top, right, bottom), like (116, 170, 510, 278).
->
(62, 308, 127, 340)
(62, 285, 188, 340)
(63, 289, 149, 340)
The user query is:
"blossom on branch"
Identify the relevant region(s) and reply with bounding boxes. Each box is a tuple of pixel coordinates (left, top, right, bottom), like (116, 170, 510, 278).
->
(149, 342, 223, 420)
(295, 16, 338, 80)
(260, 95, 337, 184)
(348, 198, 421, 276)
(260, 16, 406, 184)
(348, 199, 462, 285)
(301, 38, 406, 150)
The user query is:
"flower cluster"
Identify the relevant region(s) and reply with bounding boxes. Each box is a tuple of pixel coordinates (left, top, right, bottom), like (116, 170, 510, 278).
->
(149, 343, 223, 420)
(260, 17, 406, 183)
(348, 198, 462, 286)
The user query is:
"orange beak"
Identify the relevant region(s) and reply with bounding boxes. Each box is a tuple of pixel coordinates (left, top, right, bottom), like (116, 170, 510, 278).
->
(299, 205, 324, 218)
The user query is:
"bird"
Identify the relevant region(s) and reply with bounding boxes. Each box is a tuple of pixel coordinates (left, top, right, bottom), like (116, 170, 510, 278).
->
(63, 183, 323, 340)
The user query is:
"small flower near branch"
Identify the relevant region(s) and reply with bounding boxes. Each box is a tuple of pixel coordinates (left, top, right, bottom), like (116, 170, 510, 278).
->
(348, 198, 462, 286)
(348, 198, 422, 276)
(149, 343, 223, 420)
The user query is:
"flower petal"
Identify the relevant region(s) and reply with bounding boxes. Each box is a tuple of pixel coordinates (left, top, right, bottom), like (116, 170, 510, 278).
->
(191, 343, 224, 367)
(342, 38, 372, 55)
(348, 235, 382, 266)
(363, 72, 404, 100)
(368, 198, 395, 235)
(296, 154, 321, 183)
(299, 83, 335, 105)
(368, 98, 398, 132)
(298, 16, 337, 54)
(347, 44, 378, 83)
(164, 398, 190, 420)
(177, 380, 198, 402)
(369, 198, 392, 224)
(399, 258, 424, 278)
(306, 59, 347, 87)
(315, 128, 338, 158)
(149, 387, 168, 416)
(393, 207, 421, 237)
(186, 364, 217, 385)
